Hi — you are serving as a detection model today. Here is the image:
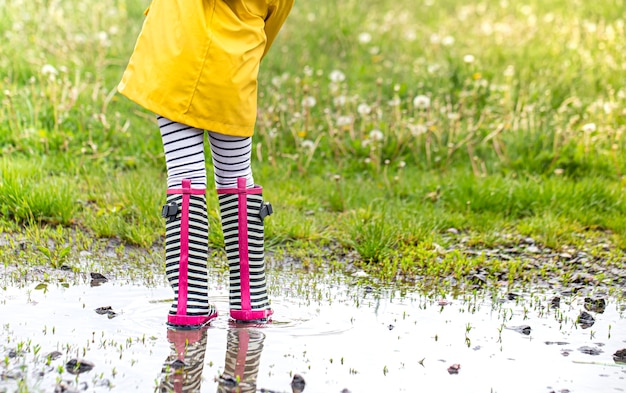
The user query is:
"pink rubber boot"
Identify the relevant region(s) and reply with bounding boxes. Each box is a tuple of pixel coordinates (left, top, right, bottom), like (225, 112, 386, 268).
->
(162, 179, 217, 328)
(217, 178, 273, 322)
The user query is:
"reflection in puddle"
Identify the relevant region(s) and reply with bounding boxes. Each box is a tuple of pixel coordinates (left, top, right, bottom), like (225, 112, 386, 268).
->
(216, 329, 265, 393)
(159, 327, 210, 393)
(1, 268, 625, 392)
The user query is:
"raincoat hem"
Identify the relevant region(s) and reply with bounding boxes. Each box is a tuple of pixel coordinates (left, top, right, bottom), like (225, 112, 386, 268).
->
(117, 88, 255, 137)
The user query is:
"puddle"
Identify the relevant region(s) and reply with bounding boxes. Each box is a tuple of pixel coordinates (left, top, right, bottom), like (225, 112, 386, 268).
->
(1, 267, 625, 392)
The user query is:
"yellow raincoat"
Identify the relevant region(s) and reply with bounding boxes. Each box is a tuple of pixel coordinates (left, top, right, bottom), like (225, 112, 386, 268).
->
(117, 0, 294, 137)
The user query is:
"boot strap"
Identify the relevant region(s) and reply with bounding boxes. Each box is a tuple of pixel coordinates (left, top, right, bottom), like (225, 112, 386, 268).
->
(161, 202, 179, 223)
(259, 201, 273, 221)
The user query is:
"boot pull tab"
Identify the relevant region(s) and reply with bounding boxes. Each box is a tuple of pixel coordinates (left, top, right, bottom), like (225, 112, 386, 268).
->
(259, 201, 273, 221)
(161, 202, 179, 223)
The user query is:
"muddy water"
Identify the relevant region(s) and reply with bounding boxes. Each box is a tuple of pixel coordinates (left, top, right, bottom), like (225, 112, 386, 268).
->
(1, 268, 625, 393)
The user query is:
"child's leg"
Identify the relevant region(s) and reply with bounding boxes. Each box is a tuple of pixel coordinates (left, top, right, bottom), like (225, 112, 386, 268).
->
(207, 132, 254, 189)
(208, 132, 273, 322)
(159, 116, 217, 327)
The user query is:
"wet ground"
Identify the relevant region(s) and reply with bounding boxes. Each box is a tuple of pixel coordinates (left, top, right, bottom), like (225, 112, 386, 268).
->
(1, 262, 626, 393)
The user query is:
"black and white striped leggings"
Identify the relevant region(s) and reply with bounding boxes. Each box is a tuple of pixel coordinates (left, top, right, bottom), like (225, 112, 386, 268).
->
(158, 116, 254, 190)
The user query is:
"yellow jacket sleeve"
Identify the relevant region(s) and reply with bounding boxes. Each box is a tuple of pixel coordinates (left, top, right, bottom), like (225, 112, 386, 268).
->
(262, 1, 294, 59)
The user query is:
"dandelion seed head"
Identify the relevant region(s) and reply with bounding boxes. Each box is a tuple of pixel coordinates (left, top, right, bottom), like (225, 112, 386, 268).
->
(413, 95, 431, 109)
(369, 46, 381, 55)
(427, 64, 441, 74)
(333, 95, 347, 106)
(409, 124, 428, 137)
(301, 140, 315, 150)
(388, 97, 401, 107)
(336, 115, 353, 127)
(582, 123, 596, 132)
(369, 129, 384, 141)
(357, 103, 371, 116)
(503, 65, 515, 77)
(430, 34, 441, 44)
(442, 36, 455, 46)
(96, 31, 110, 46)
(463, 54, 475, 63)
(302, 96, 316, 108)
(303, 65, 313, 77)
(384, 159, 390, 165)
(358, 32, 372, 44)
(405, 30, 417, 41)
(520, 5, 533, 15)
(329, 70, 346, 83)
(41, 64, 58, 77)
(364, 158, 371, 164)
(398, 161, 406, 168)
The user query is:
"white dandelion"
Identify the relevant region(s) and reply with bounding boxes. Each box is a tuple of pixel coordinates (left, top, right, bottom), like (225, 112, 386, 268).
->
(503, 65, 515, 77)
(333, 95, 347, 106)
(582, 123, 597, 132)
(358, 32, 372, 44)
(41, 64, 58, 76)
(336, 115, 353, 127)
(357, 103, 371, 116)
(301, 140, 315, 150)
(329, 70, 346, 83)
(442, 36, 455, 46)
(409, 124, 428, 136)
(413, 95, 431, 109)
(388, 97, 401, 107)
(369, 129, 384, 141)
(463, 54, 475, 64)
(302, 96, 316, 108)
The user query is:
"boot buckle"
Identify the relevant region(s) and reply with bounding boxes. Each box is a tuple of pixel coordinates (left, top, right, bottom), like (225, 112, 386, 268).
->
(259, 202, 273, 221)
(161, 202, 179, 223)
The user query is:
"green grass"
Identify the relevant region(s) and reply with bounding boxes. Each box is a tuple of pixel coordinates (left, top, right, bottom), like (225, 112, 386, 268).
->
(1, 0, 625, 282)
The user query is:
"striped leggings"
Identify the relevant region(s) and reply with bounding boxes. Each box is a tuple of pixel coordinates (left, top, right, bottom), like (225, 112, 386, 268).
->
(158, 116, 254, 190)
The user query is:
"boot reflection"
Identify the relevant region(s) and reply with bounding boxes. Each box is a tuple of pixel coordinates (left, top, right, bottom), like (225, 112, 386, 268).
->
(217, 328, 266, 393)
(158, 327, 209, 393)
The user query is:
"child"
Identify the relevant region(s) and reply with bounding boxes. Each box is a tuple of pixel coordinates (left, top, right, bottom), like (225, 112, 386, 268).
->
(118, 0, 294, 327)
